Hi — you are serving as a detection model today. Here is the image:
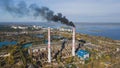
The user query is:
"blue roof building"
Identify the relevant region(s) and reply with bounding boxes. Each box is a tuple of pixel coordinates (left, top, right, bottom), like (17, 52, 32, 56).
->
(76, 49, 89, 60)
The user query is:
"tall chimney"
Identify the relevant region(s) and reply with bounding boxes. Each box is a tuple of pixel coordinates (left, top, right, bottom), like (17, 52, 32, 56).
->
(72, 27, 75, 56)
(48, 27, 51, 63)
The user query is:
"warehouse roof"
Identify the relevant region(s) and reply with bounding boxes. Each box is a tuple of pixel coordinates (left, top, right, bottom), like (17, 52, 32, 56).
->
(76, 49, 89, 58)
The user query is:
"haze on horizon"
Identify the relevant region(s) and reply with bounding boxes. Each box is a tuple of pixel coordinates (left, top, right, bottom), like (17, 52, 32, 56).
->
(0, 0, 120, 23)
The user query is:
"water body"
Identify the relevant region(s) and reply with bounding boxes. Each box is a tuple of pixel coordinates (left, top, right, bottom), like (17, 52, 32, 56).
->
(0, 41, 17, 47)
(0, 41, 32, 48)
(30, 22, 120, 40)
(75, 23, 120, 40)
(22, 42, 32, 48)
(1, 22, 120, 40)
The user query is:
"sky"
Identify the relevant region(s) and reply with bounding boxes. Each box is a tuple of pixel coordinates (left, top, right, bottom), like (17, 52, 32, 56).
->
(0, 0, 120, 23)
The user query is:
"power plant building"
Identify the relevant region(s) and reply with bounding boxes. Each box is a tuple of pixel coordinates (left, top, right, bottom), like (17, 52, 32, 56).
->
(76, 49, 89, 60)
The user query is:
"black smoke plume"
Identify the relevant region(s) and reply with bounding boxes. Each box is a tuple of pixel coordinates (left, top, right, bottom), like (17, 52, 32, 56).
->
(0, 0, 75, 27)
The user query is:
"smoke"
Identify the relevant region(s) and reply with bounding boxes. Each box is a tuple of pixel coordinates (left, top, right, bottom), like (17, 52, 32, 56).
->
(0, 0, 75, 27)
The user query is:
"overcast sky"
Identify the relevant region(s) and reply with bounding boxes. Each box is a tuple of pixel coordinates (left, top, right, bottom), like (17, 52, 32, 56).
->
(0, 0, 120, 23)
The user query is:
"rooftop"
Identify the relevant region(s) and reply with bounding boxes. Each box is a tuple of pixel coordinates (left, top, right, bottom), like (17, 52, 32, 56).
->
(76, 49, 89, 57)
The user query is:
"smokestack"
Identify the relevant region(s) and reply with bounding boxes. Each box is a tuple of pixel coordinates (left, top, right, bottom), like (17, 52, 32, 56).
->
(72, 27, 75, 56)
(48, 27, 51, 63)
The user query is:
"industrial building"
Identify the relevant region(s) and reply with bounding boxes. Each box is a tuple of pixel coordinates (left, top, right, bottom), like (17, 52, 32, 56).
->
(76, 49, 89, 60)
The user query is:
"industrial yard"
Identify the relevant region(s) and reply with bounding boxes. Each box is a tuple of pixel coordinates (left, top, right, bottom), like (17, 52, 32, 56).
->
(0, 25, 120, 68)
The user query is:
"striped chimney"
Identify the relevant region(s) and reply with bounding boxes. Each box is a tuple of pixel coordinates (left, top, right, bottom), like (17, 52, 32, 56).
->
(72, 27, 76, 56)
(48, 27, 51, 63)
